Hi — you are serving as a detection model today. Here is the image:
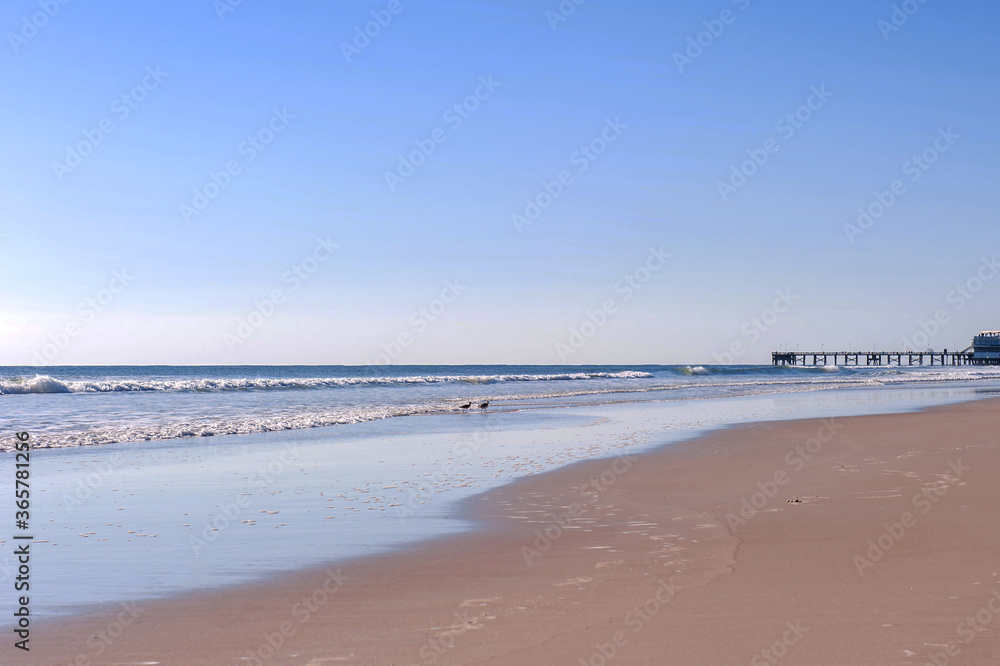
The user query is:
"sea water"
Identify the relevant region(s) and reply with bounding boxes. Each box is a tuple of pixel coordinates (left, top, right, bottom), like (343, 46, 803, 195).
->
(2, 364, 999, 618)
(4, 363, 1000, 450)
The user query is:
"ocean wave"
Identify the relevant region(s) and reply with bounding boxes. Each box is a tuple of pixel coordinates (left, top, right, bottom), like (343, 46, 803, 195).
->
(0, 375, 73, 394)
(0, 371, 654, 395)
(5, 364, 1000, 449)
(670, 364, 850, 376)
(2, 405, 434, 449)
(1, 376, 883, 450)
(0, 379, 857, 450)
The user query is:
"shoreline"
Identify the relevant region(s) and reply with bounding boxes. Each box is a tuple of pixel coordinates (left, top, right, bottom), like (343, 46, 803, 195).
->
(10, 397, 1000, 664)
(17, 382, 987, 621)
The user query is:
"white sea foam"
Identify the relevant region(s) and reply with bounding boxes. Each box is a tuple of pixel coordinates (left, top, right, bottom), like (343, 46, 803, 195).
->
(21, 405, 431, 449)
(4, 365, 1000, 450)
(0, 371, 654, 395)
(0, 374, 74, 394)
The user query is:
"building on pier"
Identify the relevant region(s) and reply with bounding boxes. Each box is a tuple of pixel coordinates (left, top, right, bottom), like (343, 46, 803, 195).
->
(973, 331, 1000, 363)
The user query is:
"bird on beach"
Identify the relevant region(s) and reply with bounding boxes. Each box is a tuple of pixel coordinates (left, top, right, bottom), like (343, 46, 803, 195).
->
(458, 401, 472, 411)
(479, 400, 489, 410)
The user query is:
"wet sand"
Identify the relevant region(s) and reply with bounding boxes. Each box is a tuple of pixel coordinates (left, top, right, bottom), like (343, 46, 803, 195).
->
(13, 398, 1000, 665)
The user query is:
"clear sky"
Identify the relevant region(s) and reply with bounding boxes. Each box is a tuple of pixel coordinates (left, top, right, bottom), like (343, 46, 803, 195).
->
(1, 0, 997, 365)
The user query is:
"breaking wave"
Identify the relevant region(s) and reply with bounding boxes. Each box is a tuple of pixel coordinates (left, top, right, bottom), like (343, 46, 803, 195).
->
(0, 371, 654, 395)
(5, 364, 1000, 450)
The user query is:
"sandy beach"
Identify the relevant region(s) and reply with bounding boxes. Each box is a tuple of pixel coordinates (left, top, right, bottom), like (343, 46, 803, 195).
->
(15, 397, 1000, 665)
(6, 1, 997, 663)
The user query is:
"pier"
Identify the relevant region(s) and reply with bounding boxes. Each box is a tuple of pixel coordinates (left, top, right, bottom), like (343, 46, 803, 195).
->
(774, 331, 1000, 366)
(771, 351, 977, 366)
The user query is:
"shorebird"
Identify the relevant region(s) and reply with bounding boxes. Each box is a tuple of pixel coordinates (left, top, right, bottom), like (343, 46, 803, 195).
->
(459, 401, 472, 411)
(478, 400, 489, 410)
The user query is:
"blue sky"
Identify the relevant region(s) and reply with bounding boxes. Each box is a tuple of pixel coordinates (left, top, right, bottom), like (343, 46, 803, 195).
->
(1, 0, 997, 365)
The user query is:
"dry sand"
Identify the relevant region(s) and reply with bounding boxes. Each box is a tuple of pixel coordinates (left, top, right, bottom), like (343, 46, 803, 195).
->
(13, 398, 1000, 665)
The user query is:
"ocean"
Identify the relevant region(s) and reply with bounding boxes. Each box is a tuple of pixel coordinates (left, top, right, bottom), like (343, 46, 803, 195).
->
(4, 363, 1000, 450)
(3, 364, 1000, 618)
